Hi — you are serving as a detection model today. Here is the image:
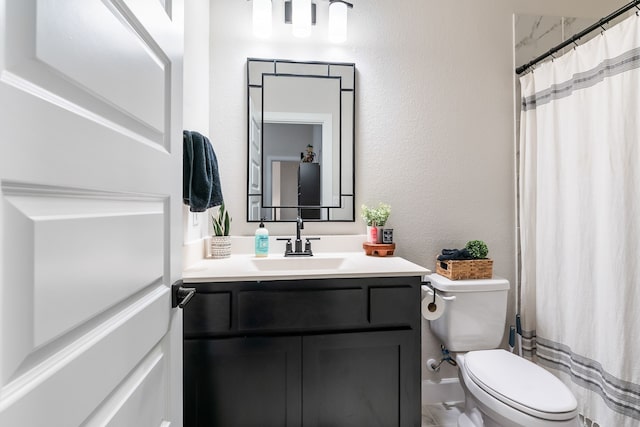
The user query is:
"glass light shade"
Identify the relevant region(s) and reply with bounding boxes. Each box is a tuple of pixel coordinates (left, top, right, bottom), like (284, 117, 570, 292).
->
(253, 0, 272, 38)
(292, 0, 311, 38)
(328, 1, 348, 43)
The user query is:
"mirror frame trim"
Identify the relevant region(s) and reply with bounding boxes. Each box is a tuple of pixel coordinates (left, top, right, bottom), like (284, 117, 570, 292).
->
(246, 58, 356, 222)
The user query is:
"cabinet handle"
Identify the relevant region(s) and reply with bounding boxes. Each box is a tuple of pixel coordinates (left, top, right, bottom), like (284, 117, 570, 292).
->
(172, 280, 197, 308)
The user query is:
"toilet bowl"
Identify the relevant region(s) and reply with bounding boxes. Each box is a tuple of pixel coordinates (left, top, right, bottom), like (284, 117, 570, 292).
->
(426, 274, 580, 427)
(456, 350, 579, 427)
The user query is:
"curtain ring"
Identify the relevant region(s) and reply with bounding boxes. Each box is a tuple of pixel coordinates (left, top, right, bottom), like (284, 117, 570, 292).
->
(599, 18, 607, 35)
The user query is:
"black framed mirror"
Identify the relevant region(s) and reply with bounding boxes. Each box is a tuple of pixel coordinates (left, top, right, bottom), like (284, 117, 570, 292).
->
(247, 58, 355, 222)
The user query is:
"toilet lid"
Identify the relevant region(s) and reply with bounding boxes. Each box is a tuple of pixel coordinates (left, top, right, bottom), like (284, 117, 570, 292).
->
(464, 350, 577, 419)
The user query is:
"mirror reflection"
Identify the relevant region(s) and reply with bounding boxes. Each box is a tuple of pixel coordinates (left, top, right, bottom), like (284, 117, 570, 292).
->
(247, 58, 355, 222)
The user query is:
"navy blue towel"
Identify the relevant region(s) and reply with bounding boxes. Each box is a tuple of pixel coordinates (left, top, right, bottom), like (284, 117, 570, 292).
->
(437, 248, 473, 261)
(183, 130, 223, 212)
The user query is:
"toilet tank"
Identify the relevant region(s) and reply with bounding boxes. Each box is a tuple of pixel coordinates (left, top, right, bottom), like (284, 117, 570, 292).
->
(427, 273, 510, 352)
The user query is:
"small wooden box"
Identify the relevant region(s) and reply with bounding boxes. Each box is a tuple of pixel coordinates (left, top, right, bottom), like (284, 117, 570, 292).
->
(436, 258, 493, 280)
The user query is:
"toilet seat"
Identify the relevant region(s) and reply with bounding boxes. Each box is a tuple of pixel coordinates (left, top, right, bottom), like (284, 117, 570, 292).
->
(463, 350, 578, 421)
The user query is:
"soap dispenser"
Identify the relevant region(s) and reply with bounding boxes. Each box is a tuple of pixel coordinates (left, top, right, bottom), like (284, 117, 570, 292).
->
(255, 219, 269, 257)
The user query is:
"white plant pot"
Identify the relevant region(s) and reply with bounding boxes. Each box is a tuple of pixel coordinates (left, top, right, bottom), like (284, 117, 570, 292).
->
(210, 235, 231, 259)
(366, 226, 383, 244)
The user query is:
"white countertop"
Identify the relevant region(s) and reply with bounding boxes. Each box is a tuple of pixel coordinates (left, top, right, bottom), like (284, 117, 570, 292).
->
(183, 251, 431, 283)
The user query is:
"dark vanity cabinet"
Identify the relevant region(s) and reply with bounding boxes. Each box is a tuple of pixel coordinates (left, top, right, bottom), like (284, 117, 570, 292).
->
(183, 277, 422, 427)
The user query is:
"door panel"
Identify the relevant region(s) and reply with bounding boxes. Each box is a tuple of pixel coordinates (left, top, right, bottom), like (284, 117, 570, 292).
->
(249, 95, 262, 220)
(0, 0, 184, 425)
(3, 0, 170, 148)
(36, 0, 167, 135)
(0, 288, 170, 425)
(3, 187, 165, 349)
(84, 343, 168, 427)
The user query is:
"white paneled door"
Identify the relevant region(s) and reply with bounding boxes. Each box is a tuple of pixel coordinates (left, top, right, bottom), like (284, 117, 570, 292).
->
(0, 0, 184, 425)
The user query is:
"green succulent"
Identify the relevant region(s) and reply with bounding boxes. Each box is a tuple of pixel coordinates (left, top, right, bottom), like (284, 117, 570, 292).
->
(465, 240, 488, 259)
(211, 202, 231, 236)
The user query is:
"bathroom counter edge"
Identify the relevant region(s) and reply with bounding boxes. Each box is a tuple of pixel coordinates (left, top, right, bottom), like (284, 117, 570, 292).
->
(183, 252, 431, 283)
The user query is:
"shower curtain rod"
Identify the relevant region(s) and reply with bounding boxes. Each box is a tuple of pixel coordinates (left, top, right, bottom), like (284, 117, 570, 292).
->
(515, 0, 640, 75)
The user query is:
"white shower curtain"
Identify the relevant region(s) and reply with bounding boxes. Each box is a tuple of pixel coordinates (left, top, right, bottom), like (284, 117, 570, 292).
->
(519, 14, 640, 426)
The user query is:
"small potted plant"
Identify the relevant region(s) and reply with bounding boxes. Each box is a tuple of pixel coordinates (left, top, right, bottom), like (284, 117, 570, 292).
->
(361, 203, 391, 243)
(210, 202, 232, 258)
(465, 240, 489, 259)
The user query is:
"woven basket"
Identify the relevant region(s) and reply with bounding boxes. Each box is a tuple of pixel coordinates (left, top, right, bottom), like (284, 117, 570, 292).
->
(436, 258, 493, 280)
(210, 235, 231, 259)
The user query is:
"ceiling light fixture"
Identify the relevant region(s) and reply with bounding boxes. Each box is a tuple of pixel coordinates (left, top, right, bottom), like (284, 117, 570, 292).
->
(328, 0, 353, 43)
(252, 0, 353, 42)
(252, 0, 273, 38)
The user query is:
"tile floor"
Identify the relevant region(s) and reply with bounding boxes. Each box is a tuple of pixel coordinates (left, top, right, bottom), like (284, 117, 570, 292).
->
(422, 401, 465, 427)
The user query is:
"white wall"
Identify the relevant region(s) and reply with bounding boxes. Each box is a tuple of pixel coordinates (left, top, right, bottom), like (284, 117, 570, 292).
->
(183, 0, 211, 244)
(204, 0, 626, 382)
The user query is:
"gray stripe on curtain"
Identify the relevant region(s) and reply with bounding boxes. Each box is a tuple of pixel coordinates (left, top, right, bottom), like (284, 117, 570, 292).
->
(521, 328, 537, 357)
(522, 47, 640, 111)
(536, 337, 640, 420)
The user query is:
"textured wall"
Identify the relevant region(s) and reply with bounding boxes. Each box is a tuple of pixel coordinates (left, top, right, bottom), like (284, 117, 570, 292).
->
(183, 0, 211, 243)
(204, 0, 626, 382)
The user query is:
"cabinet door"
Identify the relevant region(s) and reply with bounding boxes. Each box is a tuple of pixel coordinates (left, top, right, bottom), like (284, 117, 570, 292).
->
(184, 336, 302, 427)
(302, 330, 420, 427)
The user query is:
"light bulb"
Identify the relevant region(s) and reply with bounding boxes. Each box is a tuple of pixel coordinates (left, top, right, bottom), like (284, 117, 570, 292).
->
(253, 0, 272, 38)
(292, 0, 311, 38)
(328, 1, 348, 43)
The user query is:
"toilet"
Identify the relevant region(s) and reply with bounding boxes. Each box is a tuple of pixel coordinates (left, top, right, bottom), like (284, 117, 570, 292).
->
(427, 273, 580, 427)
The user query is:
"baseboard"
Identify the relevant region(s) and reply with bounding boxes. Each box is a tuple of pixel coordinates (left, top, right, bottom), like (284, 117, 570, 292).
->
(422, 378, 465, 405)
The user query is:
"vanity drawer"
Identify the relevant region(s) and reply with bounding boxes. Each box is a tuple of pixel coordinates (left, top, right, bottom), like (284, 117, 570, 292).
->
(238, 288, 366, 331)
(184, 292, 232, 336)
(369, 286, 419, 326)
(183, 277, 422, 337)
